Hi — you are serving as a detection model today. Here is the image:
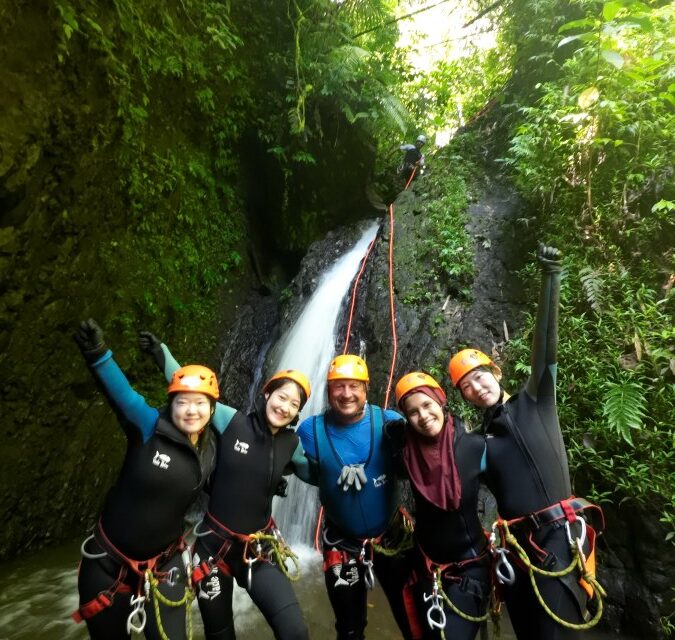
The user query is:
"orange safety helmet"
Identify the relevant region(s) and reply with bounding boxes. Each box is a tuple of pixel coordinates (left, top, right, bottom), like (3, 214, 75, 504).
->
(263, 369, 312, 401)
(394, 371, 446, 409)
(448, 349, 500, 387)
(167, 365, 219, 400)
(327, 354, 369, 383)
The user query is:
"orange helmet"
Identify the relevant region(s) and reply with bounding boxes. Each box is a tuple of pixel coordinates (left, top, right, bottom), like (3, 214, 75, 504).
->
(395, 371, 445, 409)
(327, 354, 369, 383)
(448, 349, 500, 387)
(167, 365, 219, 399)
(263, 369, 311, 400)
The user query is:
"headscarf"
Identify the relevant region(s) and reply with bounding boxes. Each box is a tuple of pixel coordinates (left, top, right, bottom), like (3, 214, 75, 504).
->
(402, 386, 462, 511)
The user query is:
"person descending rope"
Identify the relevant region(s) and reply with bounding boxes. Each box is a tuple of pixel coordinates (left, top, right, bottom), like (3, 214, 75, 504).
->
(390, 372, 490, 640)
(72, 319, 217, 640)
(296, 354, 415, 640)
(449, 245, 605, 639)
(398, 134, 426, 183)
(139, 332, 311, 640)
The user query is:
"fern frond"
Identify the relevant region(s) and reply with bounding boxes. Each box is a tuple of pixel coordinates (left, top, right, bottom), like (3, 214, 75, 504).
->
(580, 266, 603, 314)
(378, 93, 408, 134)
(602, 379, 647, 445)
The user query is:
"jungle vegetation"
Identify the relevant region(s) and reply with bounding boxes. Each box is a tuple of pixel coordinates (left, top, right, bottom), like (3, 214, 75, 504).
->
(1, 0, 672, 611)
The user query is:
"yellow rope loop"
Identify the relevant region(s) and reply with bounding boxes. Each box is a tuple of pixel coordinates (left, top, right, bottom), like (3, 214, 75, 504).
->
(498, 521, 607, 630)
(370, 525, 414, 558)
(146, 570, 195, 640)
(435, 568, 490, 624)
(247, 531, 301, 582)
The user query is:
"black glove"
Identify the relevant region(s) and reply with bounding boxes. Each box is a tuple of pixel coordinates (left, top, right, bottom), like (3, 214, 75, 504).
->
(275, 477, 289, 498)
(384, 419, 407, 452)
(138, 330, 164, 358)
(538, 244, 562, 273)
(73, 318, 108, 363)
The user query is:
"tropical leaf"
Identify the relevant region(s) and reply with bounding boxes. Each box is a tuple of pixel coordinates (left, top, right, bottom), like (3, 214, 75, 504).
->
(602, 379, 647, 445)
(580, 267, 603, 313)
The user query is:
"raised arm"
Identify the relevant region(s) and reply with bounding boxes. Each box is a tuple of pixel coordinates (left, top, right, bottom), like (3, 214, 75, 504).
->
(525, 245, 563, 401)
(139, 331, 236, 433)
(74, 319, 158, 442)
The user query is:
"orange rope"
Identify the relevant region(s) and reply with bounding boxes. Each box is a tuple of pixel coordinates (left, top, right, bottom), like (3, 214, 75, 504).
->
(343, 236, 377, 354)
(382, 203, 398, 408)
(314, 506, 324, 553)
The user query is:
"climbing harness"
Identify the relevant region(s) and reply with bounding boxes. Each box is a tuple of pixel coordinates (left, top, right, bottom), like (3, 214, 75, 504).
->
(192, 512, 300, 592)
(72, 521, 193, 638)
(488, 497, 606, 631)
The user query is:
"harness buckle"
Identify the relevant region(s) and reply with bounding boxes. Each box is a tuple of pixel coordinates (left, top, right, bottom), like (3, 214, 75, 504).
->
(528, 512, 541, 530)
(126, 594, 147, 634)
(165, 566, 180, 587)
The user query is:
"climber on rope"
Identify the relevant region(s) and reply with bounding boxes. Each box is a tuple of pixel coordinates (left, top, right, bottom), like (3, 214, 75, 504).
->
(398, 134, 427, 183)
(389, 372, 491, 640)
(449, 244, 606, 639)
(296, 354, 415, 640)
(72, 319, 216, 640)
(139, 332, 311, 640)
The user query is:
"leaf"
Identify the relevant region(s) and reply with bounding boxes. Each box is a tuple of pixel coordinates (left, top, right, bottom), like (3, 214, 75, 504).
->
(558, 18, 595, 33)
(578, 86, 600, 109)
(602, 379, 647, 445)
(600, 49, 624, 69)
(580, 266, 603, 313)
(602, 1, 624, 21)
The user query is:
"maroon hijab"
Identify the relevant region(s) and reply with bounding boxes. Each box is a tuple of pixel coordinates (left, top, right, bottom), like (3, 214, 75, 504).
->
(402, 386, 462, 511)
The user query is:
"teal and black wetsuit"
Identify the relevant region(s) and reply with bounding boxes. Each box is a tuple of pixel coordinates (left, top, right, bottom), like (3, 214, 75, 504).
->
(153, 344, 309, 640)
(483, 257, 591, 639)
(76, 350, 215, 640)
(297, 406, 412, 640)
(401, 419, 489, 640)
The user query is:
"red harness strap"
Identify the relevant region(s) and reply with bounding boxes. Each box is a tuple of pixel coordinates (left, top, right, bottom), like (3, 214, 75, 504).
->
(71, 564, 132, 623)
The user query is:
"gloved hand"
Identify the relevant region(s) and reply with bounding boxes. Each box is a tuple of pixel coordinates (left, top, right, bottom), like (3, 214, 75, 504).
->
(138, 330, 163, 357)
(337, 464, 367, 492)
(537, 244, 562, 272)
(73, 318, 108, 363)
(275, 478, 289, 498)
(384, 419, 406, 452)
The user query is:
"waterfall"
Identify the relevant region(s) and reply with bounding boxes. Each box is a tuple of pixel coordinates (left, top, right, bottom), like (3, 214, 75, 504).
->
(270, 221, 380, 545)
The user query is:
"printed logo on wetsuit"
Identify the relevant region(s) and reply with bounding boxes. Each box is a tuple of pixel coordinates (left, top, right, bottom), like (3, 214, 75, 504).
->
(152, 451, 171, 469)
(234, 439, 249, 454)
(372, 474, 387, 488)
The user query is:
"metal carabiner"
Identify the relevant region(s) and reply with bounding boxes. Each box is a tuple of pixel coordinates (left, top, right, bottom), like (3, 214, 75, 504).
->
(495, 548, 515, 585)
(423, 590, 446, 630)
(126, 594, 147, 634)
(80, 535, 107, 560)
(565, 516, 587, 549)
(165, 566, 180, 587)
(246, 557, 258, 592)
(363, 559, 375, 590)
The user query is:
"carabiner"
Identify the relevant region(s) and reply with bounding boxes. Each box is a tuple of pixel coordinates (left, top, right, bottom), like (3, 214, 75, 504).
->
(565, 516, 587, 549)
(495, 548, 515, 585)
(363, 559, 375, 590)
(165, 566, 180, 588)
(246, 557, 258, 592)
(423, 591, 446, 630)
(126, 594, 147, 634)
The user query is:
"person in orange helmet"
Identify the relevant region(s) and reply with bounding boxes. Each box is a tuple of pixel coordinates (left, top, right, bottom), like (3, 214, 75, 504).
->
(72, 319, 218, 639)
(392, 371, 489, 640)
(139, 331, 312, 640)
(449, 245, 604, 639)
(296, 354, 414, 640)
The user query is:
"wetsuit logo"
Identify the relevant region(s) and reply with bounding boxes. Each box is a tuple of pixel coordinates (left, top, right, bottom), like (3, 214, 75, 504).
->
(152, 451, 171, 469)
(234, 440, 249, 454)
(199, 573, 222, 600)
(372, 474, 387, 487)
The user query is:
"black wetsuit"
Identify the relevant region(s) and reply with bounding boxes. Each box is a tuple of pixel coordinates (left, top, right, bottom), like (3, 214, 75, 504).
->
(483, 258, 591, 639)
(76, 351, 216, 640)
(388, 418, 488, 640)
(193, 397, 308, 640)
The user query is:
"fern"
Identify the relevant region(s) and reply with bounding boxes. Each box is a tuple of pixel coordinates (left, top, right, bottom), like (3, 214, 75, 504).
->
(378, 92, 408, 134)
(602, 379, 647, 445)
(580, 266, 603, 313)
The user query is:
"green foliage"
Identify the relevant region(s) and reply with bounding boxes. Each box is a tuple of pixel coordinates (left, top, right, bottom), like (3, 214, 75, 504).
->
(602, 377, 647, 444)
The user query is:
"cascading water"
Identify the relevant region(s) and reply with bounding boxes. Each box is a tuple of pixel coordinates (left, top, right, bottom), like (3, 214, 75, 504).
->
(270, 221, 380, 545)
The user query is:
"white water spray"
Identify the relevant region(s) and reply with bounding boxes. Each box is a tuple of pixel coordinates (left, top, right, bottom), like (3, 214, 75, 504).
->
(270, 222, 380, 545)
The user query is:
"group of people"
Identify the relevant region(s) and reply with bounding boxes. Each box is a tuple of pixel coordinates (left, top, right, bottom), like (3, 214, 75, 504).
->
(72, 244, 604, 639)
